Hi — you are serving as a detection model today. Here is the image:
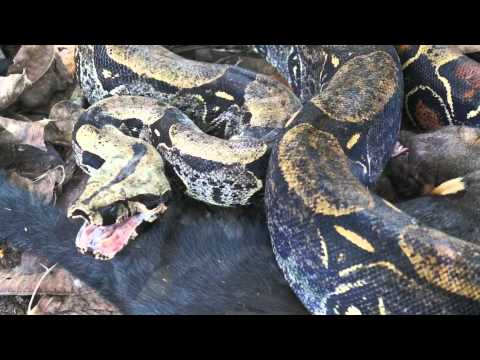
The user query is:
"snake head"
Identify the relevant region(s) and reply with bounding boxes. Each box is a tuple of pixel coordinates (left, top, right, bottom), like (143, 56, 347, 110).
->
(68, 124, 172, 260)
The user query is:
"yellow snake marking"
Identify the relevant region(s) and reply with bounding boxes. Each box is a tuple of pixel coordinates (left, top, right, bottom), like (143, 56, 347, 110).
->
(278, 124, 374, 216)
(284, 109, 302, 128)
(337, 252, 346, 264)
(168, 124, 268, 166)
(338, 261, 405, 278)
(382, 199, 403, 213)
(334, 225, 375, 253)
(100, 69, 120, 80)
(405, 85, 453, 125)
(317, 229, 329, 269)
(102, 69, 112, 78)
(378, 297, 387, 315)
(192, 94, 208, 122)
(334, 279, 367, 295)
(93, 96, 168, 125)
(399, 225, 480, 301)
(317, 51, 329, 92)
(344, 305, 362, 315)
(105, 45, 227, 89)
(244, 75, 302, 128)
(430, 177, 465, 196)
(338, 259, 425, 295)
(429, 48, 460, 120)
(331, 55, 340, 68)
(401, 45, 426, 70)
(75, 124, 128, 158)
(311, 51, 398, 123)
(467, 105, 480, 120)
(405, 46, 461, 120)
(215, 91, 234, 101)
(346, 133, 361, 150)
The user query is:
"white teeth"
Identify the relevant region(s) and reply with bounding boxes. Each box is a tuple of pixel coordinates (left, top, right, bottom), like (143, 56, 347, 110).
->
(93, 251, 112, 261)
(77, 247, 87, 254)
(77, 246, 113, 260)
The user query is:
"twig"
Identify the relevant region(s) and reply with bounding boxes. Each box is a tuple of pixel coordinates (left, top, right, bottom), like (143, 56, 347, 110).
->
(27, 262, 57, 315)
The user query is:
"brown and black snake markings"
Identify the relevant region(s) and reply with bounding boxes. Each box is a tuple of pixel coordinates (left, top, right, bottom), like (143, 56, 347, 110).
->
(397, 45, 480, 130)
(4, 45, 480, 314)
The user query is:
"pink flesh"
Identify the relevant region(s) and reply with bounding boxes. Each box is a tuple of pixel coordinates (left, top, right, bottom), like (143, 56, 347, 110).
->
(75, 214, 146, 260)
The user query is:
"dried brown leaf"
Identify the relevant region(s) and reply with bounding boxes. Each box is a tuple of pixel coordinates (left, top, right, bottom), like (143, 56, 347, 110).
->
(30, 292, 121, 315)
(8, 45, 55, 84)
(49, 99, 84, 123)
(0, 247, 119, 314)
(46, 100, 84, 144)
(19, 67, 63, 109)
(0, 115, 49, 151)
(0, 266, 89, 296)
(54, 45, 76, 83)
(8, 166, 64, 204)
(8, 144, 64, 179)
(0, 71, 31, 110)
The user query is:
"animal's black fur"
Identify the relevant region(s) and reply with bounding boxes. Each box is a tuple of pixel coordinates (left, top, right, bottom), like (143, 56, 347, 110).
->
(0, 173, 306, 314)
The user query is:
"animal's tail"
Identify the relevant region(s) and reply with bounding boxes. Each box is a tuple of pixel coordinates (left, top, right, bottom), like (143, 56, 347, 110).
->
(0, 172, 114, 293)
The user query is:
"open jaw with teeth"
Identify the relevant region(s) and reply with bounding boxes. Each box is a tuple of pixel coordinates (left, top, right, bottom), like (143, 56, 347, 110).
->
(67, 149, 172, 260)
(68, 159, 172, 261)
(74, 202, 169, 260)
(68, 128, 173, 260)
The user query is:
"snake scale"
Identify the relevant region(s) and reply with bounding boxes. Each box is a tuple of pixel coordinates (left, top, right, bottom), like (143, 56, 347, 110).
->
(69, 45, 480, 314)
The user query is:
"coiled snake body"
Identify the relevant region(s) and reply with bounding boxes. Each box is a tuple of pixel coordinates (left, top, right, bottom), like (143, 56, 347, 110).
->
(70, 45, 480, 314)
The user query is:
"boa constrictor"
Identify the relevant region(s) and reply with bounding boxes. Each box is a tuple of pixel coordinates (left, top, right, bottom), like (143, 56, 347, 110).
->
(70, 45, 480, 314)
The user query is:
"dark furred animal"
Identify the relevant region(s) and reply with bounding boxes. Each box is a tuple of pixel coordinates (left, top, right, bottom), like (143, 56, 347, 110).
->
(5, 45, 480, 315)
(0, 173, 306, 314)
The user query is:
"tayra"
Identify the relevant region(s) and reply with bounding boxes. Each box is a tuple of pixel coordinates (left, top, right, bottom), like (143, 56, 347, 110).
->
(0, 173, 306, 315)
